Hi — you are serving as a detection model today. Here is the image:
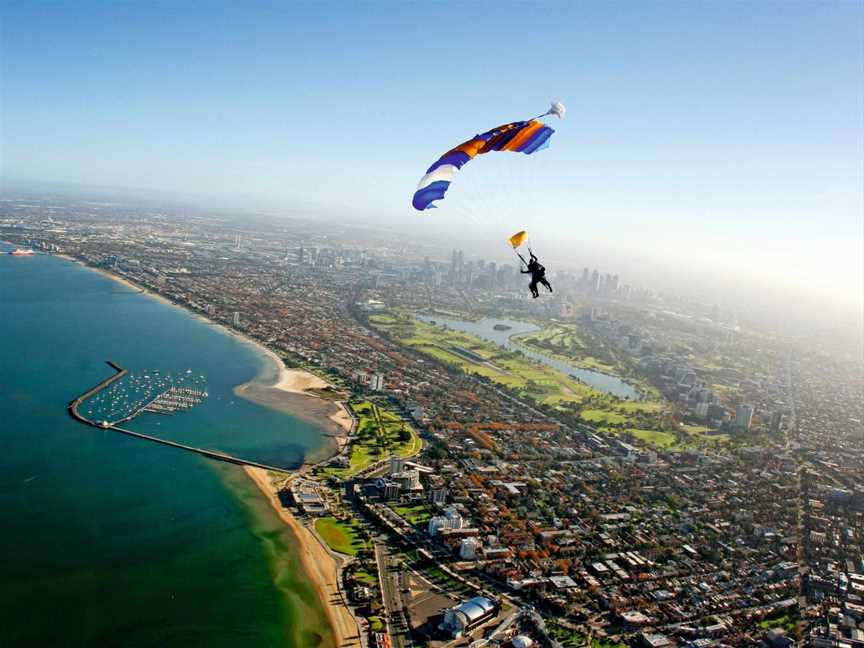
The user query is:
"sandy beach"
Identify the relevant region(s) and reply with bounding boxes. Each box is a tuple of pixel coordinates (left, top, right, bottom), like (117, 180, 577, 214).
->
(233, 346, 355, 463)
(245, 466, 361, 648)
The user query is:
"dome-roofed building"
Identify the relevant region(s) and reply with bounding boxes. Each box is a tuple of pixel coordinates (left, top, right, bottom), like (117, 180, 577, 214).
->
(511, 635, 534, 648)
(440, 596, 498, 638)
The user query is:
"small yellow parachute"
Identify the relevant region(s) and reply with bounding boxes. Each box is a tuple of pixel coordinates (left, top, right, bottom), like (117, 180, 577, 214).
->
(509, 230, 529, 249)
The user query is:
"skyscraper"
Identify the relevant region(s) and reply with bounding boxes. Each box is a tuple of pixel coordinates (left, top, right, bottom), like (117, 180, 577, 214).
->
(590, 269, 600, 293)
(735, 404, 754, 430)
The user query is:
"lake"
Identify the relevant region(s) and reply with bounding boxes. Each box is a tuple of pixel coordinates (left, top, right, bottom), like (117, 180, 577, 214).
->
(415, 314, 641, 399)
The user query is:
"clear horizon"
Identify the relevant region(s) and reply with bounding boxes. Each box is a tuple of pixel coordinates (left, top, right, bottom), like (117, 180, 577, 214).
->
(1, 1, 862, 318)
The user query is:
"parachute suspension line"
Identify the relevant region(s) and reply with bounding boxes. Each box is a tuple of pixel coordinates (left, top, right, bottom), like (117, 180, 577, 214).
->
(454, 165, 485, 228)
(468, 160, 497, 229)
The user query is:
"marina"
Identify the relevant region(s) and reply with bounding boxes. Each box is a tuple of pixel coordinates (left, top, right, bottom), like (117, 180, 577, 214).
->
(82, 367, 208, 426)
(68, 361, 291, 472)
(143, 386, 208, 416)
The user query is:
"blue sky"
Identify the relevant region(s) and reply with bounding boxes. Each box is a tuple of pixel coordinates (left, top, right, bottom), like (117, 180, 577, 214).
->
(2, 1, 862, 313)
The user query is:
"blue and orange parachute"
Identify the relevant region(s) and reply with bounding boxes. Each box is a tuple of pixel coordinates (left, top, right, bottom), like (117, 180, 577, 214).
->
(412, 102, 565, 211)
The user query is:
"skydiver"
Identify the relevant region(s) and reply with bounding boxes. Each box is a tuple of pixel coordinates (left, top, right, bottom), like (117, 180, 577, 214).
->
(519, 250, 553, 299)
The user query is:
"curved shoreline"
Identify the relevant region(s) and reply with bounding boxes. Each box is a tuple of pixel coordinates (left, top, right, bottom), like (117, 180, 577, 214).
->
(58, 253, 352, 448)
(52, 253, 357, 648)
(245, 467, 362, 648)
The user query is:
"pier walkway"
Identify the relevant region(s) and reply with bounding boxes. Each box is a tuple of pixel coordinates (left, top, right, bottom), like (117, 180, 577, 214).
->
(68, 361, 289, 473)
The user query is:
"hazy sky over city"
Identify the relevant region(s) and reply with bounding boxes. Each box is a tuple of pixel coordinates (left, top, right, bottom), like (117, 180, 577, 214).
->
(2, 1, 862, 317)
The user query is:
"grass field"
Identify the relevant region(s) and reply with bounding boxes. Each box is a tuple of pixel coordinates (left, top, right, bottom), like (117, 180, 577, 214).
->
(352, 568, 378, 586)
(368, 616, 385, 632)
(681, 424, 729, 446)
(369, 314, 599, 407)
(627, 428, 677, 449)
(757, 609, 797, 634)
(320, 401, 421, 478)
(579, 397, 668, 436)
(392, 503, 432, 527)
(581, 409, 628, 425)
(368, 313, 399, 326)
(513, 323, 663, 401)
(314, 516, 367, 556)
(547, 622, 627, 648)
(596, 423, 730, 451)
(513, 324, 617, 374)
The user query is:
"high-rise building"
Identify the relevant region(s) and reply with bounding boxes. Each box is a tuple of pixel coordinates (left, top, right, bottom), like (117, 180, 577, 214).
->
(370, 373, 385, 391)
(770, 411, 785, 432)
(454, 249, 464, 283)
(389, 456, 405, 475)
(459, 537, 480, 560)
(382, 481, 400, 501)
(428, 486, 448, 505)
(487, 261, 497, 287)
(590, 269, 600, 293)
(428, 506, 464, 535)
(232, 311, 241, 327)
(735, 404, 754, 430)
(393, 469, 421, 491)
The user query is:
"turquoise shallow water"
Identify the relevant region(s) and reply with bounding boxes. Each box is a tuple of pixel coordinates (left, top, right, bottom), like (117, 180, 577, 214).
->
(0, 244, 332, 646)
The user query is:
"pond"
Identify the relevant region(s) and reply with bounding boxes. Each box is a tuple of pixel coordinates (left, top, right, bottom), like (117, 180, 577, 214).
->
(415, 314, 641, 400)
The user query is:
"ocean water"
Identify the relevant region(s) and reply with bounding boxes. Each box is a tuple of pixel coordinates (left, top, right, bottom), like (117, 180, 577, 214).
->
(0, 244, 333, 647)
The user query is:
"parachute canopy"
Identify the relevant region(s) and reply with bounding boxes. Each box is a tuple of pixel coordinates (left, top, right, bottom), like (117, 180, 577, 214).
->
(413, 106, 563, 211)
(509, 230, 529, 249)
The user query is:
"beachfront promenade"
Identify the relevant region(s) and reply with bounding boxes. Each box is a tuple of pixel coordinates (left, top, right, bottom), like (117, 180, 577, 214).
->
(68, 361, 289, 473)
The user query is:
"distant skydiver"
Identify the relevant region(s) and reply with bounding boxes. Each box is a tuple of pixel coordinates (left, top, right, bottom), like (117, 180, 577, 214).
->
(519, 250, 553, 299)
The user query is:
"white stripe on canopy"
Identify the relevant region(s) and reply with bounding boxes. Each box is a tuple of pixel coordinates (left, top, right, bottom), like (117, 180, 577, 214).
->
(416, 164, 457, 191)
